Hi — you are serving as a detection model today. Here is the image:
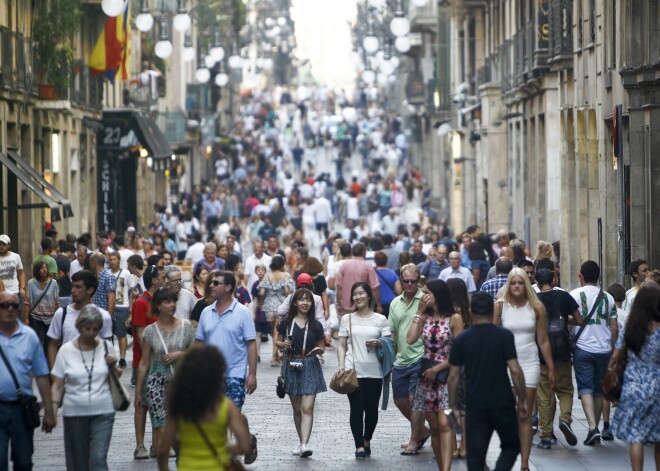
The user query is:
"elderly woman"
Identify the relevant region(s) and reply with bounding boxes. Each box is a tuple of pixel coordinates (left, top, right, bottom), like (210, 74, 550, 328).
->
(51, 305, 119, 471)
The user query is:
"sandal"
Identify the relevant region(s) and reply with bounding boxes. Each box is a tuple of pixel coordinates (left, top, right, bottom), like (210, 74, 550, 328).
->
(400, 448, 420, 456)
(416, 433, 431, 450)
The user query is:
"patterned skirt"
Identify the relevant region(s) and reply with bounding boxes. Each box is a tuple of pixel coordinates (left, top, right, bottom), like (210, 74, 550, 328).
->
(282, 356, 327, 396)
(146, 371, 172, 428)
(412, 377, 449, 413)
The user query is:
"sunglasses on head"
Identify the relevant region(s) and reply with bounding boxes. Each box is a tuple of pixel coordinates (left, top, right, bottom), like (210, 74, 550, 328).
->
(0, 302, 20, 309)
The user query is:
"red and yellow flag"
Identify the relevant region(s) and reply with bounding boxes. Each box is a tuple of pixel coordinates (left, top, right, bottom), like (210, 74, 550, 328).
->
(89, 3, 130, 83)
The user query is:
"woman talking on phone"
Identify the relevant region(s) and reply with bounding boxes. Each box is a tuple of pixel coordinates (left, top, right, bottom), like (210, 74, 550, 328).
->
(275, 288, 326, 458)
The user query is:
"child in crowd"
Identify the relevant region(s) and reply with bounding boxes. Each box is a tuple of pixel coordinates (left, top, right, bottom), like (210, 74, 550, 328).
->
(233, 270, 252, 306)
(251, 264, 269, 362)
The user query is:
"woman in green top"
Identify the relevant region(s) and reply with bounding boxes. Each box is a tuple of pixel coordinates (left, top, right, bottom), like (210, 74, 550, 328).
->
(157, 345, 252, 471)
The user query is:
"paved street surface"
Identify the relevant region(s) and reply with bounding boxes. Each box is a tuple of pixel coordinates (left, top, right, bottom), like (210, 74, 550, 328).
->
(32, 337, 655, 470)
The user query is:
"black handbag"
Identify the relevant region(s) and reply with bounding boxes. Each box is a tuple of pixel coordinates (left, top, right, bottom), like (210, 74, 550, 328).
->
(419, 357, 449, 384)
(0, 343, 41, 429)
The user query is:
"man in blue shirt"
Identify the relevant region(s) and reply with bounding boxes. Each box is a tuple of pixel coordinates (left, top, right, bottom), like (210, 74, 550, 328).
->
(195, 270, 257, 410)
(0, 291, 56, 469)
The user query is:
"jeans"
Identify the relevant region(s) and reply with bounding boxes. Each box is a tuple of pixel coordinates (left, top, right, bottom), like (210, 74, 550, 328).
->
(0, 402, 34, 471)
(347, 378, 383, 448)
(466, 407, 520, 471)
(538, 361, 574, 440)
(573, 346, 610, 397)
(63, 413, 115, 471)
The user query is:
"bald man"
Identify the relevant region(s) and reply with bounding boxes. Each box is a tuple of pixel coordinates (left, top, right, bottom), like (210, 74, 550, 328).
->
(438, 251, 477, 296)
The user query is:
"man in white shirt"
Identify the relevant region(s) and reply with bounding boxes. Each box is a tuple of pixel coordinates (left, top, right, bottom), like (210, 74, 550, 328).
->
(164, 265, 197, 321)
(114, 235, 134, 270)
(621, 259, 649, 320)
(569, 260, 618, 446)
(46, 270, 113, 368)
(0, 234, 25, 300)
(244, 240, 272, 292)
(184, 232, 205, 262)
(69, 246, 88, 279)
(108, 252, 136, 367)
(313, 195, 333, 244)
(438, 251, 477, 295)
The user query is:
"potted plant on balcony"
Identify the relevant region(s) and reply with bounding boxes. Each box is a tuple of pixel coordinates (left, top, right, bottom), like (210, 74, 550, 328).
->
(33, 0, 81, 99)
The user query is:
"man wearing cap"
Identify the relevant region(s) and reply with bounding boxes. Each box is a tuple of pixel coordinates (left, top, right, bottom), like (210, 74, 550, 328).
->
(0, 235, 25, 302)
(447, 291, 528, 471)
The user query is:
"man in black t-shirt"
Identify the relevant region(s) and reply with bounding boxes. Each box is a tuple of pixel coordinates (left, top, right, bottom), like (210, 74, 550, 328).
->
(448, 291, 528, 471)
(535, 265, 582, 449)
(55, 241, 74, 308)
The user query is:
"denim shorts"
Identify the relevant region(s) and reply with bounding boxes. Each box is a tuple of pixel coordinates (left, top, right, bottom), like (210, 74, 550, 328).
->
(113, 307, 129, 338)
(573, 347, 610, 397)
(391, 359, 422, 400)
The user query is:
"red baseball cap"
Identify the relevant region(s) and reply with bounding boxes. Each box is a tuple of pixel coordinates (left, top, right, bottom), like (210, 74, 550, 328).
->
(296, 273, 313, 287)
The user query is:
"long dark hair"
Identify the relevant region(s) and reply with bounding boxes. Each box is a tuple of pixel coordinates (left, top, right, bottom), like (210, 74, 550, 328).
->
(282, 288, 323, 336)
(425, 279, 455, 317)
(446, 278, 471, 327)
(166, 345, 227, 422)
(624, 284, 660, 356)
(33, 261, 49, 281)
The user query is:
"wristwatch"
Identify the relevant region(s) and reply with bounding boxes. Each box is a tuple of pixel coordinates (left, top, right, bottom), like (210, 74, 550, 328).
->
(412, 314, 421, 323)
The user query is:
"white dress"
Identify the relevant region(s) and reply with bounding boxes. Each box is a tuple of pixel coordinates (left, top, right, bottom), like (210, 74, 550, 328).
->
(501, 301, 540, 388)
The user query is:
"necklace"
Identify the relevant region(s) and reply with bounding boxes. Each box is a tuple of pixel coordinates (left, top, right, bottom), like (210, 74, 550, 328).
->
(79, 342, 96, 403)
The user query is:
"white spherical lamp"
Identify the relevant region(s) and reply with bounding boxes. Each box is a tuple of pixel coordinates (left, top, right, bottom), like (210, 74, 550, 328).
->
(228, 55, 243, 69)
(362, 69, 375, 84)
(154, 40, 173, 59)
(362, 35, 379, 54)
(173, 13, 191, 32)
(368, 0, 386, 7)
(395, 36, 411, 53)
(135, 13, 154, 32)
(182, 47, 195, 62)
(204, 54, 216, 69)
(412, 0, 429, 6)
(211, 46, 225, 62)
(215, 73, 229, 87)
(390, 17, 410, 37)
(101, 0, 126, 17)
(195, 67, 210, 84)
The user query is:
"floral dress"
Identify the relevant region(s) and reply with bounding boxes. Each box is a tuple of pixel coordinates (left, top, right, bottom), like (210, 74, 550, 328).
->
(260, 275, 292, 314)
(412, 316, 454, 412)
(142, 320, 195, 428)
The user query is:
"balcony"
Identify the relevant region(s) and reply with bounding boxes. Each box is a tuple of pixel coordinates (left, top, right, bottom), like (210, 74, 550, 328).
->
(33, 55, 103, 110)
(409, 0, 438, 30)
(548, 0, 573, 66)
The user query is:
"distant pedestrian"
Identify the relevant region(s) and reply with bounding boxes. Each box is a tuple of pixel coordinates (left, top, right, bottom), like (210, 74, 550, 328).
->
(448, 291, 528, 471)
(275, 288, 326, 457)
(25, 260, 59, 352)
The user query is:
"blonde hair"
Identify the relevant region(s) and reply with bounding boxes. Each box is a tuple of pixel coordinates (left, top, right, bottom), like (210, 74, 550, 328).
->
(535, 240, 553, 261)
(501, 267, 544, 315)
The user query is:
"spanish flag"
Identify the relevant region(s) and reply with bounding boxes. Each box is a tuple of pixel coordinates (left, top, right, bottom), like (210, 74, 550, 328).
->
(89, 3, 130, 83)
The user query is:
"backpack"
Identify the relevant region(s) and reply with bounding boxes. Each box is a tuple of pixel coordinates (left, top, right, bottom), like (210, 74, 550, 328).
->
(542, 292, 572, 361)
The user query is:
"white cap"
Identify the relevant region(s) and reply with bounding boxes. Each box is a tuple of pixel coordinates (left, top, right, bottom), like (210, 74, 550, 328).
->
(127, 226, 136, 233)
(0, 234, 9, 244)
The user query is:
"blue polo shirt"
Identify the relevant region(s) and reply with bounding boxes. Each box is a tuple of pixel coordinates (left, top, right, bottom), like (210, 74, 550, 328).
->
(0, 322, 49, 401)
(196, 299, 256, 379)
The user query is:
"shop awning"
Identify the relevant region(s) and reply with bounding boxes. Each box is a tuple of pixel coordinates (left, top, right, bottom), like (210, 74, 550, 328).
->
(101, 110, 173, 159)
(0, 150, 74, 221)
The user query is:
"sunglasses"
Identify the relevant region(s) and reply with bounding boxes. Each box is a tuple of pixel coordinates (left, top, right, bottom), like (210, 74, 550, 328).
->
(211, 280, 225, 286)
(400, 279, 419, 285)
(0, 302, 20, 310)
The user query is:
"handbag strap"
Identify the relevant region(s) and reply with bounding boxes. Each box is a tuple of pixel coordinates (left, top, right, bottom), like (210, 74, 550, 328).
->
(194, 420, 221, 460)
(376, 269, 395, 293)
(0, 341, 25, 396)
(28, 279, 53, 317)
(348, 314, 356, 354)
(154, 322, 175, 374)
(574, 289, 604, 345)
(288, 321, 309, 356)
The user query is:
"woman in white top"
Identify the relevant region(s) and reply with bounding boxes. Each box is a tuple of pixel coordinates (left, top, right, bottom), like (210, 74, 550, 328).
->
(336, 282, 391, 459)
(51, 305, 119, 471)
(494, 267, 555, 471)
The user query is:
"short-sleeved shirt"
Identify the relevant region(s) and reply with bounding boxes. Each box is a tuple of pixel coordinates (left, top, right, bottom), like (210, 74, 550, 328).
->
(142, 321, 195, 375)
(277, 320, 324, 355)
(480, 274, 508, 299)
(27, 278, 59, 322)
(233, 286, 251, 306)
(47, 304, 113, 346)
(569, 285, 617, 354)
(0, 251, 23, 293)
(388, 290, 425, 366)
(33, 254, 58, 276)
(92, 270, 116, 311)
(191, 299, 212, 323)
(192, 257, 225, 275)
(339, 313, 390, 378)
(449, 324, 517, 410)
(336, 257, 380, 311)
(438, 266, 476, 293)
(109, 269, 136, 309)
(196, 300, 256, 378)
(375, 268, 399, 305)
(176, 289, 198, 320)
(0, 322, 49, 401)
(131, 293, 158, 368)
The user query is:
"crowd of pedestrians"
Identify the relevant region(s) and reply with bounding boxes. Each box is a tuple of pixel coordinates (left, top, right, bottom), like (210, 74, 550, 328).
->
(0, 87, 658, 471)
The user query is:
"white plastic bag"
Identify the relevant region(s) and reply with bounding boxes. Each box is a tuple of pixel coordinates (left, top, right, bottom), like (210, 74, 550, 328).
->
(327, 304, 340, 331)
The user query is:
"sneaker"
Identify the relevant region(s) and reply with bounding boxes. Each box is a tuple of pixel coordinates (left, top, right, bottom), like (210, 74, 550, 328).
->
(292, 444, 302, 456)
(118, 358, 127, 368)
(559, 420, 577, 446)
(550, 434, 558, 444)
(584, 428, 601, 446)
(300, 444, 313, 458)
(244, 434, 258, 465)
(532, 414, 539, 436)
(133, 445, 149, 460)
(536, 440, 552, 449)
(601, 425, 614, 441)
(149, 446, 156, 458)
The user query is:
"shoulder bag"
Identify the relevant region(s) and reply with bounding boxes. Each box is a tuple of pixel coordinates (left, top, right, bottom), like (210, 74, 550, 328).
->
(0, 342, 41, 429)
(376, 269, 396, 294)
(102, 341, 130, 411)
(193, 420, 246, 471)
(602, 343, 627, 402)
(570, 289, 604, 353)
(329, 314, 359, 394)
